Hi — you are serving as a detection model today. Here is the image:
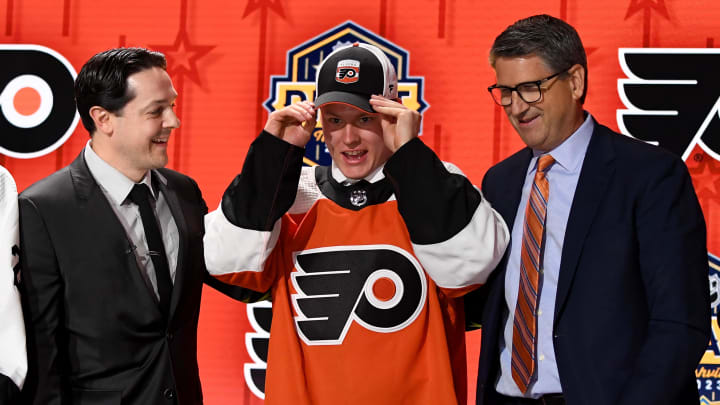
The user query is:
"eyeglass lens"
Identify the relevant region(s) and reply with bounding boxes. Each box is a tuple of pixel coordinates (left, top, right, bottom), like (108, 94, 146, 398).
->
(491, 83, 542, 106)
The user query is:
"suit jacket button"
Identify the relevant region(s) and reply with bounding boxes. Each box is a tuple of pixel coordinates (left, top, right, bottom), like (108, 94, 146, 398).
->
(166, 332, 174, 341)
(163, 388, 175, 399)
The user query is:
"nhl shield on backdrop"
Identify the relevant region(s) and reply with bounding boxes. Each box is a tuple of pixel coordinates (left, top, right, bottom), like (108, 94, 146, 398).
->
(245, 21, 428, 399)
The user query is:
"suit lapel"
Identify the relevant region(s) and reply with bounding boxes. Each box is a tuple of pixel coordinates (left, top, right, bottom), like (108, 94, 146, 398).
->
(493, 148, 533, 234)
(553, 125, 616, 324)
(484, 148, 532, 323)
(68, 152, 163, 315)
(154, 172, 188, 324)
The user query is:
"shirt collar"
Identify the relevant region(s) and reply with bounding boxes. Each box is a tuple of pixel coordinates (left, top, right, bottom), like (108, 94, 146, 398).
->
(531, 112, 594, 174)
(330, 161, 386, 186)
(83, 140, 155, 206)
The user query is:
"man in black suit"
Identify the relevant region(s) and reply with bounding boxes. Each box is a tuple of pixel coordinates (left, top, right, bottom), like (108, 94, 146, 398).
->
(18, 48, 257, 405)
(466, 15, 710, 404)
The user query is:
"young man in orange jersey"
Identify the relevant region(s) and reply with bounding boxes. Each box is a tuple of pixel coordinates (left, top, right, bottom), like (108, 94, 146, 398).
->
(204, 43, 509, 404)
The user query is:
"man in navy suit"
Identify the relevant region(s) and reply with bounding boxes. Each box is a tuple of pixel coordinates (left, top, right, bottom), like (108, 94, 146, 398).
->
(466, 14, 710, 405)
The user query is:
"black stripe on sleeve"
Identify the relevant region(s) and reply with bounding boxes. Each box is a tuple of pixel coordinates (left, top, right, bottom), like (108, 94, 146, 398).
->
(221, 131, 305, 231)
(383, 137, 481, 245)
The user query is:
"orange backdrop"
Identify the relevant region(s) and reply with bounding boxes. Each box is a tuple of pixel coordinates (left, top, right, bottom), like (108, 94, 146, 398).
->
(3, 0, 720, 404)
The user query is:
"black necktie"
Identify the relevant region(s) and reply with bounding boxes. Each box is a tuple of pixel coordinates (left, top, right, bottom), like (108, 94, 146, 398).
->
(128, 183, 173, 319)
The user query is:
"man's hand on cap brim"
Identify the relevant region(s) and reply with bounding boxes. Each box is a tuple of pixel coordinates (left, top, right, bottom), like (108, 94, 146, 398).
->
(264, 101, 317, 147)
(369, 95, 421, 153)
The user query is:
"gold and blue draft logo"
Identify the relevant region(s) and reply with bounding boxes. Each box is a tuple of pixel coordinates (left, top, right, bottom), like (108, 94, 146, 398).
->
(263, 20, 428, 167)
(700, 254, 720, 404)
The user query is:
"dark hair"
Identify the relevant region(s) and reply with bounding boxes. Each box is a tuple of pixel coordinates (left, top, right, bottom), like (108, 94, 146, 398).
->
(74, 47, 167, 134)
(490, 14, 588, 104)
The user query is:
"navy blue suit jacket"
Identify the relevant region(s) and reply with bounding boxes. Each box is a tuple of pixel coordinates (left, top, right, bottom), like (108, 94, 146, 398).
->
(466, 121, 710, 405)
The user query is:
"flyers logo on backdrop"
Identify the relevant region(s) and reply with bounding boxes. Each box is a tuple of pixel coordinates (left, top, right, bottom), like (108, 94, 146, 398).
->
(244, 301, 271, 400)
(0, 45, 79, 159)
(264, 20, 428, 166)
(291, 245, 427, 345)
(617, 50, 720, 404)
(617, 48, 720, 162)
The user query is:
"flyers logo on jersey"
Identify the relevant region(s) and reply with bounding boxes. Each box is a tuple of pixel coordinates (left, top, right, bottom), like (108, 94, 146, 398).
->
(0, 45, 79, 159)
(617, 48, 720, 162)
(264, 20, 428, 166)
(336, 60, 360, 83)
(291, 244, 427, 345)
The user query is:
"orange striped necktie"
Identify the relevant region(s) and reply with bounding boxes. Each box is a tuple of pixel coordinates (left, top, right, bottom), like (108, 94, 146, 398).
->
(511, 154, 555, 393)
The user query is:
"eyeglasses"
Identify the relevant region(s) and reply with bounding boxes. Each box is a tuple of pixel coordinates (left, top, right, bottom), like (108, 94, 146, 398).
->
(487, 69, 568, 106)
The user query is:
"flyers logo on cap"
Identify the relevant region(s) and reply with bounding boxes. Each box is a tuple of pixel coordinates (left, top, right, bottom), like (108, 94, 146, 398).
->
(0, 45, 79, 159)
(336, 60, 360, 84)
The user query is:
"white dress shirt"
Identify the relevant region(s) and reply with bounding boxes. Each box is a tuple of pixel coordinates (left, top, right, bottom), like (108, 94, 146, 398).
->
(84, 142, 179, 300)
(330, 161, 386, 185)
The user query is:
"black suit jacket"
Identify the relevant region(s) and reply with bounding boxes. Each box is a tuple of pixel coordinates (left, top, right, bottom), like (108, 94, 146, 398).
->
(466, 121, 710, 405)
(18, 152, 259, 405)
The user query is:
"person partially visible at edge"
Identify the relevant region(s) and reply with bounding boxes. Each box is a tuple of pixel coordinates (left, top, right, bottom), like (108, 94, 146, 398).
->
(203, 42, 509, 405)
(0, 165, 27, 404)
(19, 47, 262, 405)
(465, 14, 710, 405)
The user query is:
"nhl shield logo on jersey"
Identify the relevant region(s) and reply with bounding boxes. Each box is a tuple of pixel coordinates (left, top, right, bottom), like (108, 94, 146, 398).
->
(336, 59, 360, 83)
(698, 254, 720, 404)
(264, 20, 428, 166)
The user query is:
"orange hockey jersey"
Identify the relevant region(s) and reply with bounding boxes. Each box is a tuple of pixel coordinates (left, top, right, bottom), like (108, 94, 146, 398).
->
(205, 132, 508, 404)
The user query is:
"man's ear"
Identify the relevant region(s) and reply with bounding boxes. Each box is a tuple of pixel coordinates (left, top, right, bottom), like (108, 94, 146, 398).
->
(567, 64, 586, 101)
(89, 106, 113, 135)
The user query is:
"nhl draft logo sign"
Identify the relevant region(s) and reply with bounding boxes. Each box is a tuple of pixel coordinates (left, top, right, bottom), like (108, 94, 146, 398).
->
(699, 254, 720, 404)
(264, 20, 428, 166)
(0, 45, 79, 159)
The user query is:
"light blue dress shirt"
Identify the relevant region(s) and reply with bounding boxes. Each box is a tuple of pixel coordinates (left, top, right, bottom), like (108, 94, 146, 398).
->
(496, 114, 594, 398)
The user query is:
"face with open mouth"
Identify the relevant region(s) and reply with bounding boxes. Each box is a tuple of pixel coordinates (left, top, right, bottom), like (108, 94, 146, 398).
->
(320, 103, 393, 180)
(493, 55, 584, 153)
(105, 66, 180, 181)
